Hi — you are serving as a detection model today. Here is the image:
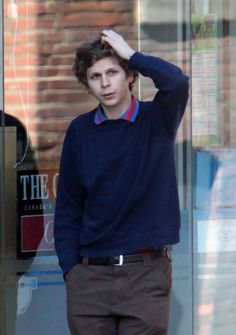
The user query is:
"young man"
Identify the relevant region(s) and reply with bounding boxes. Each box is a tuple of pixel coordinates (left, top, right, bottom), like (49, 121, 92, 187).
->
(54, 29, 189, 335)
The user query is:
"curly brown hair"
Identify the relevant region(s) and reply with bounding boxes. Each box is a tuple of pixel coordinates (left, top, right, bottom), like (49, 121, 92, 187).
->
(72, 34, 138, 90)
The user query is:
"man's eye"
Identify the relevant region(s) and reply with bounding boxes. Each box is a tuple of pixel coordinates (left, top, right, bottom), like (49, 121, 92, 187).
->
(108, 70, 117, 76)
(90, 74, 100, 80)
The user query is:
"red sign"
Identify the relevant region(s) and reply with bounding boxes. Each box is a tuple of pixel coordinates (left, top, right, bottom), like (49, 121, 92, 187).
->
(21, 214, 55, 252)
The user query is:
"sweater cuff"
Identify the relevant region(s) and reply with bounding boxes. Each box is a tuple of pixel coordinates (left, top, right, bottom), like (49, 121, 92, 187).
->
(128, 51, 145, 70)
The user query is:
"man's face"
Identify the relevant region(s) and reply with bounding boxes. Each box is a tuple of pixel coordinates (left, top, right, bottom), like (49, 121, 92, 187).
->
(86, 57, 133, 112)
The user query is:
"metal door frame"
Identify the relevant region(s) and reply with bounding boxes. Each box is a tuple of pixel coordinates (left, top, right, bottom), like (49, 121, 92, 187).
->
(0, 0, 5, 333)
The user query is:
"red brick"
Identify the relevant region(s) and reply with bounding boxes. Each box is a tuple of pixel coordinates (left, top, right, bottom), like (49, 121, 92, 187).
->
(17, 3, 46, 16)
(27, 119, 69, 132)
(55, 12, 131, 28)
(37, 91, 81, 104)
(52, 44, 75, 54)
(36, 79, 78, 90)
(5, 90, 39, 103)
(47, 56, 75, 66)
(4, 80, 38, 91)
(64, 1, 133, 13)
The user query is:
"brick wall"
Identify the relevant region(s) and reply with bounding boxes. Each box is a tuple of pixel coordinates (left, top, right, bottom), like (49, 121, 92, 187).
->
(4, 0, 235, 168)
(4, 0, 137, 168)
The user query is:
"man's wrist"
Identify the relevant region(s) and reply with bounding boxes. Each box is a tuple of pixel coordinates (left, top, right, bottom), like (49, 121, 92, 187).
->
(127, 50, 135, 60)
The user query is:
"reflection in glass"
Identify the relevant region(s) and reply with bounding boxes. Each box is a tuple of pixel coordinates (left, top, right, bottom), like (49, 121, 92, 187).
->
(193, 1, 236, 334)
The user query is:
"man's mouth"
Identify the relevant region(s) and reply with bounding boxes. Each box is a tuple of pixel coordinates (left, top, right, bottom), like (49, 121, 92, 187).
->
(102, 92, 115, 98)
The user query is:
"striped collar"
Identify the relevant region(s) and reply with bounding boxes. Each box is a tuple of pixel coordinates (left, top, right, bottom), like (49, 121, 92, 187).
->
(94, 96, 139, 125)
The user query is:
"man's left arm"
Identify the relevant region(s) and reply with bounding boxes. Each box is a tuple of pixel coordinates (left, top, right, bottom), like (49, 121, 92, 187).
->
(128, 52, 189, 138)
(101, 29, 189, 138)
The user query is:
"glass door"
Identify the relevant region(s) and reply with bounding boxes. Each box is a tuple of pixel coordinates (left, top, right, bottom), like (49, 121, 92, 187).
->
(1, 0, 192, 334)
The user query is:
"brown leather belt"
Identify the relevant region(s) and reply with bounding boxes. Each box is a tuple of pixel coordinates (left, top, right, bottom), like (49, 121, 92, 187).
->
(80, 248, 169, 266)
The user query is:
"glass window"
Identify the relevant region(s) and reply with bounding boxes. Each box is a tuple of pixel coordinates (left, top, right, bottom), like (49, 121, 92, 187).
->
(3, 1, 141, 334)
(139, 1, 192, 334)
(3, 1, 236, 334)
(192, 1, 236, 334)
(2, 0, 193, 334)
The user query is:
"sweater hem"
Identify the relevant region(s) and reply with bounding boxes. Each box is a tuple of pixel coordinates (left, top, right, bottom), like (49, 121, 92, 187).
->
(80, 230, 180, 257)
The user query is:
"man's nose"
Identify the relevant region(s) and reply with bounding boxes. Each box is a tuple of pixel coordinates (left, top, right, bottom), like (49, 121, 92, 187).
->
(101, 74, 111, 87)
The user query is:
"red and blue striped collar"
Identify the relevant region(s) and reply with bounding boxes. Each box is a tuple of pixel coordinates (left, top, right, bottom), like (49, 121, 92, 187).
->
(94, 96, 140, 125)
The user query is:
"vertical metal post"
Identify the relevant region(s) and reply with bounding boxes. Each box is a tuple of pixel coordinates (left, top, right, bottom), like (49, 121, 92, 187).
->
(222, 0, 230, 146)
(0, 0, 5, 334)
(188, 1, 194, 333)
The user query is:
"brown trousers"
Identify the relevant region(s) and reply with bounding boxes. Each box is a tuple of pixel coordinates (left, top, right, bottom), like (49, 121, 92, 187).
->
(66, 253, 172, 335)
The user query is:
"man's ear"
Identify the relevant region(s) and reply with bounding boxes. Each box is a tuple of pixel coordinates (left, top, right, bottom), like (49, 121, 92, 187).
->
(127, 71, 135, 90)
(127, 71, 134, 89)
(128, 71, 134, 82)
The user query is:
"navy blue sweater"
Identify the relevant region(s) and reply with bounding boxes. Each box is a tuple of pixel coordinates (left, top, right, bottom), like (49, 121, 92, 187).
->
(54, 52, 189, 275)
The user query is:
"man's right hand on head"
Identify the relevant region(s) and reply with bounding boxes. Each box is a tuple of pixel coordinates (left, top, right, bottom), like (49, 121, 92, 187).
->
(101, 29, 135, 61)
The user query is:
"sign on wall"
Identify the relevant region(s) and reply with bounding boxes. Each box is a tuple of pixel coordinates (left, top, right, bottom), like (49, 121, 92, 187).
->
(17, 170, 58, 257)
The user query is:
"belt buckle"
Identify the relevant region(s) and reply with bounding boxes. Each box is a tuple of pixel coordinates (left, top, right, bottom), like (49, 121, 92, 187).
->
(115, 255, 124, 266)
